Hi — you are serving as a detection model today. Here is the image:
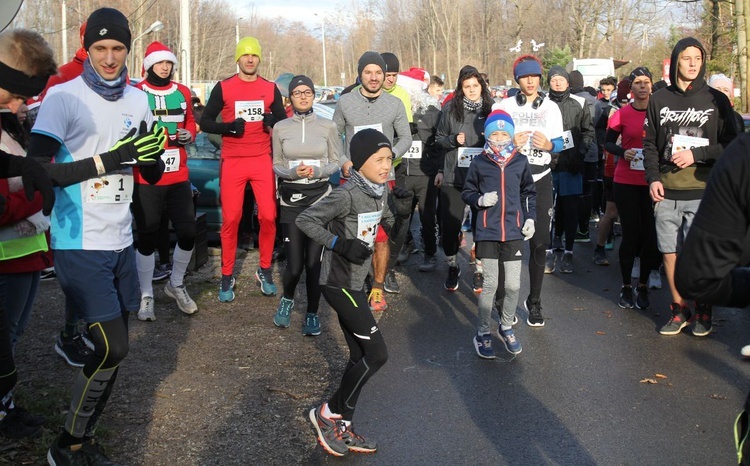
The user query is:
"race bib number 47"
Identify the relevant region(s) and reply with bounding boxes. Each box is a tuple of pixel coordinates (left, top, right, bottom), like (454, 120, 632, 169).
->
(235, 100, 264, 122)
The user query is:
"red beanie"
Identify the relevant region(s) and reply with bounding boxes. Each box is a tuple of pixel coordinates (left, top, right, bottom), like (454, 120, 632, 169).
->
(142, 41, 177, 77)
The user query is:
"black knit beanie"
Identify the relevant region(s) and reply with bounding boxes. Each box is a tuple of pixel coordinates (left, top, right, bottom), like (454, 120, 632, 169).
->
(357, 51, 386, 77)
(569, 70, 584, 91)
(381, 52, 400, 73)
(350, 129, 392, 170)
(547, 66, 569, 86)
(289, 75, 315, 96)
(84, 8, 132, 52)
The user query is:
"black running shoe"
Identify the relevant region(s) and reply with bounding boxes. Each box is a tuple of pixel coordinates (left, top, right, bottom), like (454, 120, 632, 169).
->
(444, 266, 460, 291)
(472, 272, 483, 294)
(525, 298, 545, 327)
(635, 285, 650, 310)
(81, 439, 120, 465)
(618, 286, 635, 309)
(0, 408, 41, 439)
(55, 332, 92, 368)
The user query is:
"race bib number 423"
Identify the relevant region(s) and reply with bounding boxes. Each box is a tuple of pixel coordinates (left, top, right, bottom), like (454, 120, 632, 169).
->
(235, 100, 264, 122)
(403, 141, 423, 159)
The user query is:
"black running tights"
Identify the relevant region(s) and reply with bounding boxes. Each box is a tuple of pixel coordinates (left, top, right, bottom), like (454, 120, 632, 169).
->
(282, 221, 322, 314)
(321, 286, 388, 421)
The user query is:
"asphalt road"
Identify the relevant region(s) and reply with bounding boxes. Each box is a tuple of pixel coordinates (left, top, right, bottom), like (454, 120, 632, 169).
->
(318, 229, 750, 465)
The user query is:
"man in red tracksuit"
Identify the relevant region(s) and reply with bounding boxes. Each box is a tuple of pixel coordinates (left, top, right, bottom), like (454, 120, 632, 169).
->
(200, 36, 287, 302)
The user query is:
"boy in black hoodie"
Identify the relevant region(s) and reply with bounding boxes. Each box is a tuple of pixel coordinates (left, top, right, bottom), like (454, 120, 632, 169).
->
(642, 37, 738, 337)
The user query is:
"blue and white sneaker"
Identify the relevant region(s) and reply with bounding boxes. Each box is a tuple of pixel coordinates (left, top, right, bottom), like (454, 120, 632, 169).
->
(219, 275, 235, 303)
(256, 267, 277, 297)
(274, 297, 293, 328)
(303, 313, 321, 336)
(473, 333, 495, 359)
(498, 327, 522, 354)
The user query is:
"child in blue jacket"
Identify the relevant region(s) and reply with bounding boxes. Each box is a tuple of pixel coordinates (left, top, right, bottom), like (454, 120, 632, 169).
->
(462, 110, 537, 357)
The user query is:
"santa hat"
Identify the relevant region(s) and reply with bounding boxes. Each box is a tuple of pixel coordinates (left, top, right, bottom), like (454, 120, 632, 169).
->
(142, 41, 178, 76)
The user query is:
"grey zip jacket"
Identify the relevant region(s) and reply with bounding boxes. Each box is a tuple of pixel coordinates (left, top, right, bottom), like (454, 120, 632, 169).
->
(296, 181, 395, 291)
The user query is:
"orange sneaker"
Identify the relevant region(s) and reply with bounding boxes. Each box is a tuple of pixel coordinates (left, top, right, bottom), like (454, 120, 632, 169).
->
(368, 288, 388, 312)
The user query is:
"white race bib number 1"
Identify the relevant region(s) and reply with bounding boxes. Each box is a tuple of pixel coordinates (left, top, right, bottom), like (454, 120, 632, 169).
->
(161, 149, 180, 173)
(235, 100, 264, 122)
(357, 211, 383, 248)
(86, 174, 133, 203)
(457, 147, 483, 167)
(403, 141, 423, 159)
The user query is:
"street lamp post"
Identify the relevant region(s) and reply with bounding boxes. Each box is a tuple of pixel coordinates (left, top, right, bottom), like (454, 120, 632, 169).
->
(130, 20, 164, 77)
(314, 13, 327, 87)
(235, 17, 243, 74)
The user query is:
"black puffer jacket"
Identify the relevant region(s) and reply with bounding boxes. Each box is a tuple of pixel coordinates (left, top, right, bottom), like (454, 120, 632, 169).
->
(549, 90, 594, 174)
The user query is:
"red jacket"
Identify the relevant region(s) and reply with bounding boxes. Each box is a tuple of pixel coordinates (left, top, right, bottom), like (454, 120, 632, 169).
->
(133, 80, 196, 185)
(0, 179, 52, 274)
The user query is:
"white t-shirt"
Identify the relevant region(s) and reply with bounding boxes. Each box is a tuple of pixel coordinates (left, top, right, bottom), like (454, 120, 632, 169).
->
(495, 96, 564, 180)
(32, 77, 154, 250)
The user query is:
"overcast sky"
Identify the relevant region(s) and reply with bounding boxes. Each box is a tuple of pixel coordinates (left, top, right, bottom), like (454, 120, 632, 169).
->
(229, 0, 339, 29)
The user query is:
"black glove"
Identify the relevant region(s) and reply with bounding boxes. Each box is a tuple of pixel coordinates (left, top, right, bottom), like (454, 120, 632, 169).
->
(409, 122, 418, 135)
(106, 121, 166, 166)
(228, 118, 245, 136)
(391, 187, 414, 218)
(21, 157, 55, 216)
(262, 113, 278, 128)
(332, 237, 372, 265)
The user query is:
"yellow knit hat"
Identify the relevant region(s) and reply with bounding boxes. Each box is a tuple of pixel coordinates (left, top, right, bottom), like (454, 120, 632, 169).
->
(235, 37, 262, 62)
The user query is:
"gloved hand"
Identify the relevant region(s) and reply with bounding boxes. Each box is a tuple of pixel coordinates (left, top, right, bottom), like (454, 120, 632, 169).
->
(228, 118, 245, 136)
(521, 219, 535, 241)
(107, 121, 166, 166)
(26, 211, 51, 234)
(262, 113, 277, 128)
(20, 157, 54, 216)
(332, 237, 372, 265)
(478, 191, 498, 207)
(391, 187, 414, 217)
(176, 128, 193, 145)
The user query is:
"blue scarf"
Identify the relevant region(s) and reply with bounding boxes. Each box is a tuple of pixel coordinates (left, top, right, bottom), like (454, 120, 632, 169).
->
(81, 58, 128, 102)
(349, 169, 385, 199)
(484, 140, 515, 167)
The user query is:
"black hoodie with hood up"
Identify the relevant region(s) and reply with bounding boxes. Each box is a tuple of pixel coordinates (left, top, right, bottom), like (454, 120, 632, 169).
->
(642, 37, 738, 200)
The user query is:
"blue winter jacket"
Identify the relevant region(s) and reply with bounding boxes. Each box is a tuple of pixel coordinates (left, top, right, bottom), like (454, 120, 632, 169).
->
(462, 149, 537, 242)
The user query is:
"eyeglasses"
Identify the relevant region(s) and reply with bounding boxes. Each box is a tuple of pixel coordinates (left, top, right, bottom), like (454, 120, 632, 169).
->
(291, 90, 314, 98)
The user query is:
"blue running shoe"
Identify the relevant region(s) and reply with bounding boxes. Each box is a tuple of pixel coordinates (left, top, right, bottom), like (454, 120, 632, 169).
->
(498, 327, 522, 354)
(274, 297, 293, 328)
(219, 275, 235, 303)
(256, 267, 277, 296)
(303, 313, 321, 336)
(473, 333, 495, 359)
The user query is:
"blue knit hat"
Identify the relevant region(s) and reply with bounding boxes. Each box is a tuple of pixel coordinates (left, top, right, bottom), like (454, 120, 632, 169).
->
(514, 59, 543, 82)
(485, 110, 515, 139)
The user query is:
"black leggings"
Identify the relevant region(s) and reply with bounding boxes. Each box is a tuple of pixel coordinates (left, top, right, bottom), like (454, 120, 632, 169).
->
(281, 221, 322, 314)
(321, 286, 388, 421)
(0, 275, 16, 408)
(553, 194, 579, 251)
(132, 181, 196, 254)
(529, 175, 553, 301)
(440, 184, 477, 257)
(65, 316, 129, 439)
(578, 161, 597, 232)
(613, 182, 660, 285)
